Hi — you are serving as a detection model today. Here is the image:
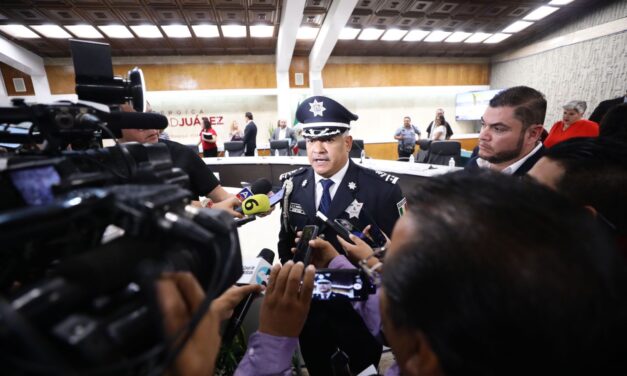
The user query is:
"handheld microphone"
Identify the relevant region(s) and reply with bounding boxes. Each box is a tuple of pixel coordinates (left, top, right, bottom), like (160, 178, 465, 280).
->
(235, 178, 272, 202)
(223, 249, 275, 347)
(236, 194, 271, 215)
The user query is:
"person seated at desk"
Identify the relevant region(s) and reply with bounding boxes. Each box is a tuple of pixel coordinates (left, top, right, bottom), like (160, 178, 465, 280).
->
(544, 100, 598, 148)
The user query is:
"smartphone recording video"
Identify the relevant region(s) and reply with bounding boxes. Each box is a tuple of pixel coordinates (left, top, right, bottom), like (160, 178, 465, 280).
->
(313, 269, 375, 301)
(293, 225, 318, 265)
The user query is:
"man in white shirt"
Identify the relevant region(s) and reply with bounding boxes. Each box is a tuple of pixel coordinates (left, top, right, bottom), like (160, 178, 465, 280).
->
(270, 119, 297, 155)
(465, 86, 546, 176)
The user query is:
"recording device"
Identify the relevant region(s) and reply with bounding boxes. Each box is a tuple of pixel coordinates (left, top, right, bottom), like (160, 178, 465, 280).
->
(224, 249, 275, 348)
(316, 211, 354, 244)
(235, 178, 273, 213)
(0, 39, 244, 375)
(293, 225, 318, 265)
(313, 269, 375, 301)
(335, 218, 387, 249)
(269, 188, 285, 207)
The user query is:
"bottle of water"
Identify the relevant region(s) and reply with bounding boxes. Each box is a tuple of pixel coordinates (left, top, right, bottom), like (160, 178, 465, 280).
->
(225, 150, 229, 157)
(360, 149, 366, 163)
(409, 153, 415, 163)
(275, 149, 279, 157)
(448, 157, 455, 168)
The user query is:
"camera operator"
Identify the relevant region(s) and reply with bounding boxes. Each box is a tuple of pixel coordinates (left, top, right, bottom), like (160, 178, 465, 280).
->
(118, 103, 242, 216)
(156, 261, 315, 376)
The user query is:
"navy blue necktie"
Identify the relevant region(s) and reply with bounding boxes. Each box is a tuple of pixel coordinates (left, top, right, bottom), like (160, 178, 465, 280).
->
(318, 179, 334, 215)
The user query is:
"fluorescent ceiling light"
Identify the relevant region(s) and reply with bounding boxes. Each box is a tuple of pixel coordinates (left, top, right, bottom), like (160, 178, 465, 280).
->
(502, 20, 533, 33)
(424, 30, 451, 42)
(484, 33, 511, 44)
(98, 25, 133, 38)
(338, 27, 360, 40)
(250, 25, 273, 38)
(31, 25, 71, 38)
(358, 28, 385, 41)
(0, 24, 40, 38)
(65, 25, 103, 38)
(524, 6, 559, 21)
(192, 24, 219, 38)
(402, 29, 430, 41)
(381, 29, 408, 41)
(162, 25, 191, 38)
(296, 26, 319, 40)
(222, 24, 247, 38)
(549, 0, 574, 5)
(130, 25, 162, 38)
(464, 32, 492, 43)
(445, 31, 471, 43)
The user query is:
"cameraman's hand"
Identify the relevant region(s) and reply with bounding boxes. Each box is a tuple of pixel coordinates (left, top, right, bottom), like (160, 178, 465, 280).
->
(212, 196, 244, 218)
(259, 261, 315, 337)
(307, 238, 340, 268)
(337, 234, 374, 264)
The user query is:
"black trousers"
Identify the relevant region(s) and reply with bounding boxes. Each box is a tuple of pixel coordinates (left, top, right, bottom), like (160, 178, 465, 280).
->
(299, 300, 382, 375)
(203, 148, 217, 157)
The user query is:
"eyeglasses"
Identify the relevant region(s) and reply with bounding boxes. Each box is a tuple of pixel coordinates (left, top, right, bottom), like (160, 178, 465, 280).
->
(359, 247, 386, 287)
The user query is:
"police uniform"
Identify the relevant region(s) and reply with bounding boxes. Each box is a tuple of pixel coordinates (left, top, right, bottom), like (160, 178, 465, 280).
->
(277, 96, 405, 375)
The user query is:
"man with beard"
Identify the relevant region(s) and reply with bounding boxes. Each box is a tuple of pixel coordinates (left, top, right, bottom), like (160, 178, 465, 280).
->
(465, 86, 546, 176)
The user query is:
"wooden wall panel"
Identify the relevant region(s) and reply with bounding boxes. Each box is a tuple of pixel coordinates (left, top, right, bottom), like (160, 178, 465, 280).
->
(322, 63, 489, 88)
(45, 63, 277, 94)
(364, 142, 398, 161)
(1, 62, 35, 96)
(289, 56, 309, 88)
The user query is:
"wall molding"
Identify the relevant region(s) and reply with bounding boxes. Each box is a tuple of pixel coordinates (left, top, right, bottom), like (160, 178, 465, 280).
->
(44, 55, 276, 66)
(492, 17, 627, 63)
(327, 56, 490, 64)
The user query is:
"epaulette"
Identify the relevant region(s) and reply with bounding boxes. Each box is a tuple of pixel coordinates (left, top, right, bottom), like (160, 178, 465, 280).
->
(369, 169, 400, 185)
(279, 167, 307, 181)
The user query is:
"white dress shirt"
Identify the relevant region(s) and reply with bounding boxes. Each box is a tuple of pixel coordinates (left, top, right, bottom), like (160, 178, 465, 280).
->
(279, 128, 287, 140)
(314, 160, 350, 211)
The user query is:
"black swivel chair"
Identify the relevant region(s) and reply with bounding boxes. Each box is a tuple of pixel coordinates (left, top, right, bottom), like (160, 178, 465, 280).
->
(426, 140, 461, 166)
(297, 139, 307, 156)
(224, 141, 245, 157)
(350, 139, 364, 158)
(416, 139, 431, 163)
(270, 139, 291, 156)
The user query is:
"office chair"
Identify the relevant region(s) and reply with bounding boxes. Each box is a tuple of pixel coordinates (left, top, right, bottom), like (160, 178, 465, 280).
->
(270, 139, 290, 156)
(297, 139, 307, 156)
(223, 141, 245, 157)
(416, 139, 431, 163)
(426, 140, 461, 166)
(350, 139, 364, 158)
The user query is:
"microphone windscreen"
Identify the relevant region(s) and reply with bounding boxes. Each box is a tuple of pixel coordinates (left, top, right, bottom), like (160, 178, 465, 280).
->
(249, 178, 272, 195)
(106, 111, 168, 130)
(241, 194, 270, 216)
(257, 248, 275, 264)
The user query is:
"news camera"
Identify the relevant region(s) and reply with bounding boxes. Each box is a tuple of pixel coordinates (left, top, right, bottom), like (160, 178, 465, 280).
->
(0, 40, 243, 375)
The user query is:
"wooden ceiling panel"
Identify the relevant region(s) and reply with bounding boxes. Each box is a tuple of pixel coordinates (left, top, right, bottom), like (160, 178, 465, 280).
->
(214, 0, 246, 8)
(248, 9, 275, 24)
(118, 8, 154, 23)
(3, 8, 47, 22)
(354, 0, 382, 13)
(346, 13, 372, 28)
(153, 8, 187, 23)
(184, 8, 217, 23)
(79, 8, 120, 24)
(305, 0, 332, 12)
(301, 12, 325, 27)
(40, 8, 85, 23)
(107, 0, 142, 5)
(218, 9, 247, 24)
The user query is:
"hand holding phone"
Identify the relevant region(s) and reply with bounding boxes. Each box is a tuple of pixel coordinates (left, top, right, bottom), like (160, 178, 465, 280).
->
(312, 269, 375, 301)
(292, 225, 318, 265)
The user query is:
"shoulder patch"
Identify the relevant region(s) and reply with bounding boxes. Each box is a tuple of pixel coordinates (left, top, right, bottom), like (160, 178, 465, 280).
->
(279, 167, 307, 182)
(370, 169, 399, 185)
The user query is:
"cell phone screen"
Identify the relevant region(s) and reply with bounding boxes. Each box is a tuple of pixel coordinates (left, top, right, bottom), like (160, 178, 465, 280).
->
(313, 269, 375, 301)
(293, 225, 318, 265)
(269, 188, 285, 207)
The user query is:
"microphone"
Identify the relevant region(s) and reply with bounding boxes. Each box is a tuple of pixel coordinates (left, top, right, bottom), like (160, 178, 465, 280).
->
(223, 249, 275, 347)
(236, 194, 271, 215)
(235, 178, 272, 202)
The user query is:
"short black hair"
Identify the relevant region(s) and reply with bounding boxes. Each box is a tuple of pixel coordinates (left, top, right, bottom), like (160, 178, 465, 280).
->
(489, 86, 547, 129)
(245, 112, 253, 120)
(599, 103, 627, 142)
(383, 171, 627, 375)
(542, 137, 627, 235)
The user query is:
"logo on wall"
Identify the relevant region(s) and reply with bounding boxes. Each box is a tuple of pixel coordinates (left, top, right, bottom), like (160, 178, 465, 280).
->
(159, 109, 224, 128)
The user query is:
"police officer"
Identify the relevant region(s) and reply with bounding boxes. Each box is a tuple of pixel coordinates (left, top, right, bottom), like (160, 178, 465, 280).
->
(278, 96, 405, 375)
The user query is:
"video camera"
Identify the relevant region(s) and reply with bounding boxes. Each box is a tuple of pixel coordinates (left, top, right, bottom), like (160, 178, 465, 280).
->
(0, 40, 243, 374)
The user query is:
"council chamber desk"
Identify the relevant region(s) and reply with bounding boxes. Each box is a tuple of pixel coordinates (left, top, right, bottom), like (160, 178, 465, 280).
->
(204, 156, 456, 193)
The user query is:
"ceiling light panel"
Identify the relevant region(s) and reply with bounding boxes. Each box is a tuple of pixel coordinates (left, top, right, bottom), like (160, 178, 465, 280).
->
(358, 28, 385, 41)
(464, 32, 492, 43)
(502, 21, 533, 33)
(484, 33, 511, 44)
(424, 30, 452, 42)
(0, 24, 40, 39)
(445, 31, 471, 43)
(381, 29, 408, 41)
(296, 26, 319, 40)
(403, 29, 430, 42)
(130, 25, 163, 38)
(98, 25, 134, 38)
(31, 25, 71, 38)
(250, 25, 273, 38)
(192, 25, 219, 38)
(222, 25, 247, 38)
(65, 25, 103, 39)
(162, 25, 191, 38)
(338, 27, 360, 40)
(524, 6, 559, 21)
(548, 0, 574, 5)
